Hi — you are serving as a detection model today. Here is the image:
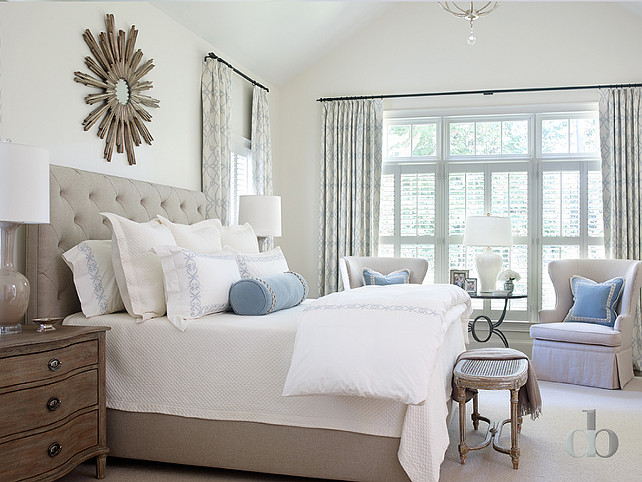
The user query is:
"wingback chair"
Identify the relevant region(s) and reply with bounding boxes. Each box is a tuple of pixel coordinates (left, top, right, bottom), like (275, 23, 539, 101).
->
(339, 256, 429, 290)
(530, 258, 642, 389)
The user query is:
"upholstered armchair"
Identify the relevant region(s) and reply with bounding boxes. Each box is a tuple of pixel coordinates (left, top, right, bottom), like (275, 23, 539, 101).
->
(339, 256, 429, 290)
(530, 258, 642, 389)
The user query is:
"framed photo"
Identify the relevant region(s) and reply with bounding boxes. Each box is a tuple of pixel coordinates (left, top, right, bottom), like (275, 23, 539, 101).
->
(449, 269, 469, 289)
(464, 278, 477, 293)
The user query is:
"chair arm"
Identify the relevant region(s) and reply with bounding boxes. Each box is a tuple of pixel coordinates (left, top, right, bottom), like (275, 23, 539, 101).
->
(538, 307, 568, 324)
(614, 313, 635, 349)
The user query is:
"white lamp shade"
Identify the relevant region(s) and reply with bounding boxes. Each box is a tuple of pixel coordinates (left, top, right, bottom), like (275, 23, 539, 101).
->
(0, 143, 50, 224)
(463, 215, 512, 247)
(238, 195, 281, 237)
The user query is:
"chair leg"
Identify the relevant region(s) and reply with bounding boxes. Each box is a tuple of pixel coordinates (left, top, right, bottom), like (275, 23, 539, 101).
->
(510, 389, 520, 469)
(472, 391, 480, 430)
(458, 387, 468, 464)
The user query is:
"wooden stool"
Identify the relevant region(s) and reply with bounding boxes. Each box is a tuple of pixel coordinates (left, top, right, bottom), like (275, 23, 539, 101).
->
(453, 357, 528, 469)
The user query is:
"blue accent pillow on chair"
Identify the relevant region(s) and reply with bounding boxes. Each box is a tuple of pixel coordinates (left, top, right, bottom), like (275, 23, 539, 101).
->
(362, 268, 410, 286)
(563, 276, 625, 327)
(229, 272, 308, 316)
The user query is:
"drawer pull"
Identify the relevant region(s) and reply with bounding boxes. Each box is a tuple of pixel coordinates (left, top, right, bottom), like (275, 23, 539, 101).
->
(48, 442, 62, 457)
(48, 358, 62, 371)
(47, 397, 61, 411)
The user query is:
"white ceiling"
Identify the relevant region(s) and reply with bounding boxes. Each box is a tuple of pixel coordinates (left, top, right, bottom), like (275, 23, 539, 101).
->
(152, 1, 392, 87)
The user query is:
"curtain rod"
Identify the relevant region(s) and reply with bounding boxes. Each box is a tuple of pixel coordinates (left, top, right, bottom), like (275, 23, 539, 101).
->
(204, 52, 269, 93)
(316, 82, 642, 103)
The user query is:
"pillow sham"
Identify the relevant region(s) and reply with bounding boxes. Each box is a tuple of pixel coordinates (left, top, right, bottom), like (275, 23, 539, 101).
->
(564, 275, 625, 327)
(155, 246, 241, 331)
(157, 215, 223, 254)
(62, 240, 124, 317)
(233, 246, 289, 278)
(101, 212, 176, 321)
(219, 223, 260, 254)
(362, 268, 411, 286)
(229, 272, 308, 316)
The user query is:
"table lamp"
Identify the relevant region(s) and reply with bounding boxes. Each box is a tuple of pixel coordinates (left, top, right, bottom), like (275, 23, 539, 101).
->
(463, 214, 512, 293)
(238, 195, 281, 251)
(0, 142, 50, 334)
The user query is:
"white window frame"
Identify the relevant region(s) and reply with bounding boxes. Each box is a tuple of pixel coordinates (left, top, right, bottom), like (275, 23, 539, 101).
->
(382, 105, 601, 323)
(229, 135, 253, 225)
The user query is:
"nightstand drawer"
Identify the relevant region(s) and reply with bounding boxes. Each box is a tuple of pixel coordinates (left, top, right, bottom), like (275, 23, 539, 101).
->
(0, 369, 98, 439)
(1, 410, 98, 481)
(0, 340, 98, 387)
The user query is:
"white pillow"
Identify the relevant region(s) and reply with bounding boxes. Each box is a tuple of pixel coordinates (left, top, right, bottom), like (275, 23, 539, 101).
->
(233, 246, 289, 279)
(219, 223, 260, 254)
(157, 215, 223, 254)
(101, 212, 176, 321)
(62, 240, 124, 317)
(155, 246, 241, 331)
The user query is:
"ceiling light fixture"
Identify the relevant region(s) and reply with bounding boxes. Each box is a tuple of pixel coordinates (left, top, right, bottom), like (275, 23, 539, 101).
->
(438, 2, 501, 45)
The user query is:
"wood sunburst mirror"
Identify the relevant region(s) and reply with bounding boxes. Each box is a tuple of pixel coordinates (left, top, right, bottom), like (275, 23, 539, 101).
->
(74, 14, 159, 165)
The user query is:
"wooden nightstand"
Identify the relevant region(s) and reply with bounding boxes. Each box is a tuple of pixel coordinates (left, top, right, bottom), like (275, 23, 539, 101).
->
(0, 325, 110, 481)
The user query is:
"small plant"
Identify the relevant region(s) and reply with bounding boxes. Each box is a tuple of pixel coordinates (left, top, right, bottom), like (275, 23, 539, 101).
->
(498, 269, 521, 282)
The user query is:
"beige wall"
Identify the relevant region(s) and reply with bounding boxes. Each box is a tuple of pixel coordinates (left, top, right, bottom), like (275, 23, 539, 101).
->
(0, 1, 275, 191)
(275, 2, 642, 297)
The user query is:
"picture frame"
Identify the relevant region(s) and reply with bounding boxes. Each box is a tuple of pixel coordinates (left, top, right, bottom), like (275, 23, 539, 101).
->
(464, 278, 477, 293)
(449, 269, 469, 289)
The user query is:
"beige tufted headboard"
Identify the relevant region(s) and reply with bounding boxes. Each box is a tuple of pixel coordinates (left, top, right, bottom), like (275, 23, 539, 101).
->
(26, 165, 206, 321)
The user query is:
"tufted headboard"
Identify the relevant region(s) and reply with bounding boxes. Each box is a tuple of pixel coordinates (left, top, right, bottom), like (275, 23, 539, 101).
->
(26, 165, 206, 321)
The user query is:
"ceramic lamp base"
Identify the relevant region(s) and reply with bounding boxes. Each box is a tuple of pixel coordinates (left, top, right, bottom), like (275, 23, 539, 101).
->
(0, 222, 30, 335)
(475, 248, 502, 292)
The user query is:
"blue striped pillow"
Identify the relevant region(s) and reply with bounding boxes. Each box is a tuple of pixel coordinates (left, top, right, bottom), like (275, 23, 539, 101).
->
(362, 268, 410, 286)
(564, 276, 625, 327)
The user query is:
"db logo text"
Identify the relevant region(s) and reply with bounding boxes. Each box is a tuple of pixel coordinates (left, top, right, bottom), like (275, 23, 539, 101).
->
(565, 409, 619, 458)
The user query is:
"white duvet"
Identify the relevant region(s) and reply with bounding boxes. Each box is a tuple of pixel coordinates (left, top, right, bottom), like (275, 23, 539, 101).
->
(66, 284, 471, 482)
(283, 284, 471, 405)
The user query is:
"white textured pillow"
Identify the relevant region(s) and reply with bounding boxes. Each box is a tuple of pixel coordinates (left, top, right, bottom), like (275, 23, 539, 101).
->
(155, 246, 241, 331)
(234, 246, 289, 279)
(62, 240, 124, 317)
(101, 213, 176, 321)
(157, 215, 223, 254)
(219, 223, 260, 254)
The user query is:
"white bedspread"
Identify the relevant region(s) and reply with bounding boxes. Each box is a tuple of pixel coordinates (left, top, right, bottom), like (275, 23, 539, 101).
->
(66, 285, 471, 482)
(283, 284, 471, 405)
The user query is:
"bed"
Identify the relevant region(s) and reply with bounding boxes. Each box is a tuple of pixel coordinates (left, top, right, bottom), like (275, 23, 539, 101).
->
(26, 165, 471, 482)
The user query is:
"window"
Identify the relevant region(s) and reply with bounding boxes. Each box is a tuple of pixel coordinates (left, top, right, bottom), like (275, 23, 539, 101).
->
(229, 137, 253, 224)
(381, 109, 602, 321)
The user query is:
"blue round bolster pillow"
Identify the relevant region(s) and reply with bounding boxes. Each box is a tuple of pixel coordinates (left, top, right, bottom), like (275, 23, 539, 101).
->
(229, 272, 309, 316)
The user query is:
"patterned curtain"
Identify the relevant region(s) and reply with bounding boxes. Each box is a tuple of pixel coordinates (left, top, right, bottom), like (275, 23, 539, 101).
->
(251, 86, 273, 196)
(599, 87, 642, 370)
(251, 86, 274, 251)
(201, 59, 232, 224)
(318, 99, 383, 296)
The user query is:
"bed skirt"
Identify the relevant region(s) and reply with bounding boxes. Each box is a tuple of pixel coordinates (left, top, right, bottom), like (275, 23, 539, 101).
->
(106, 409, 412, 482)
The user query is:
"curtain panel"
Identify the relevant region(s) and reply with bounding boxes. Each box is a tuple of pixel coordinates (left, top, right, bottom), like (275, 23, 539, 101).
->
(201, 59, 232, 224)
(318, 99, 383, 296)
(251, 86, 273, 196)
(251, 86, 274, 251)
(599, 87, 642, 370)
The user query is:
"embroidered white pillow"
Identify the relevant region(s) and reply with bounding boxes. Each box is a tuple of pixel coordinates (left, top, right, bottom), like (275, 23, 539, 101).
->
(62, 240, 124, 317)
(157, 215, 223, 254)
(219, 223, 260, 254)
(154, 246, 241, 331)
(101, 213, 176, 321)
(234, 246, 289, 279)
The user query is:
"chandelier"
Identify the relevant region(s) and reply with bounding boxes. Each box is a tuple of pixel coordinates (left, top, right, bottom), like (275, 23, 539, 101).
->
(438, 2, 501, 45)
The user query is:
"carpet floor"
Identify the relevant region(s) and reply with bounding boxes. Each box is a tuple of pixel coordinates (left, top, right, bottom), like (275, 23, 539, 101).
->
(60, 378, 642, 481)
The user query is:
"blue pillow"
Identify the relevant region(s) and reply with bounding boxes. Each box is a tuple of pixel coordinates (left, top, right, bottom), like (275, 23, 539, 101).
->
(229, 272, 308, 316)
(362, 268, 410, 286)
(564, 276, 625, 327)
